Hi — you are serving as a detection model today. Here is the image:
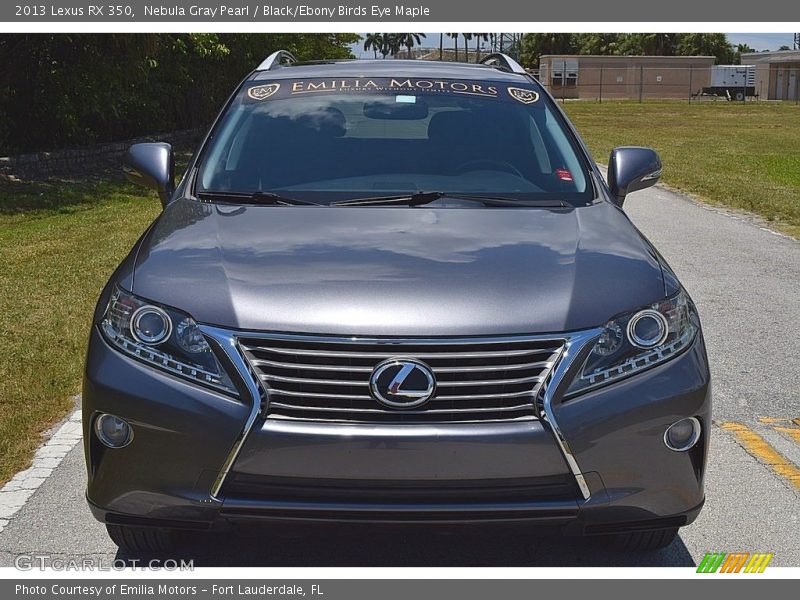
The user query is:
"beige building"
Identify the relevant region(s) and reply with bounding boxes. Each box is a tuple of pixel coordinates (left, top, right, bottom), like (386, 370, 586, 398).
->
(741, 51, 800, 100)
(538, 55, 716, 100)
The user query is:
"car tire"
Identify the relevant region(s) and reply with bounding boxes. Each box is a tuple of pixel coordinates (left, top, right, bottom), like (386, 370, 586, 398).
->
(606, 527, 679, 551)
(106, 524, 179, 555)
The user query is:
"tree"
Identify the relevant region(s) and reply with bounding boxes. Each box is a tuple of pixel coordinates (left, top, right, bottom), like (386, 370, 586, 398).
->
(675, 33, 734, 64)
(520, 33, 577, 68)
(447, 33, 460, 62)
(473, 33, 489, 62)
(376, 33, 396, 58)
(363, 33, 382, 59)
(378, 33, 402, 58)
(0, 33, 360, 154)
(574, 33, 621, 55)
(396, 33, 426, 59)
(735, 43, 755, 64)
(439, 33, 443, 60)
(462, 33, 473, 62)
(614, 33, 679, 56)
(640, 33, 677, 56)
(778, 45, 791, 51)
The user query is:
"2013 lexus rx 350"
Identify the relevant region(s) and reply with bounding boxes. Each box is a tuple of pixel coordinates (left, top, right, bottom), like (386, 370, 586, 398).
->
(83, 52, 710, 555)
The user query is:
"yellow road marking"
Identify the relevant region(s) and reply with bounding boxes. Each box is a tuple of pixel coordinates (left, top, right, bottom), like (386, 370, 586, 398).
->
(774, 426, 800, 445)
(758, 417, 786, 424)
(720, 422, 800, 491)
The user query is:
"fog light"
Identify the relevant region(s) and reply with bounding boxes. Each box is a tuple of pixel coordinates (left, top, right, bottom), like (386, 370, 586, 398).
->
(94, 414, 133, 448)
(664, 417, 701, 452)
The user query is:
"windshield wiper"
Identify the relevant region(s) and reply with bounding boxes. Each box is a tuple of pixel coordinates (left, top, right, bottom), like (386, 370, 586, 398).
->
(331, 192, 567, 208)
(197, 190, 322, 206)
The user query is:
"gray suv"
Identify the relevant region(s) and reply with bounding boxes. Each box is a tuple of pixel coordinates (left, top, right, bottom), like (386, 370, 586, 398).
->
(83, 52, 710, 556)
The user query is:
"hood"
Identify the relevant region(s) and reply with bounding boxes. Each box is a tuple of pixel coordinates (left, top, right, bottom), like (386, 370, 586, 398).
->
(131, 198, 665, 336)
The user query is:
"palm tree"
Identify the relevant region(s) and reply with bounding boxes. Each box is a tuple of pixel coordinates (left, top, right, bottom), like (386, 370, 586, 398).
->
(385, 33, 402, 58)
(396, 33, 426, 59)
(376, 33, 395, 59)
(462, 33, 473, 62)
(447, 33, 459, 62)
(473, 33, 489, 62)
(439, 33, 443, 60)
(363, 33, 382, 59)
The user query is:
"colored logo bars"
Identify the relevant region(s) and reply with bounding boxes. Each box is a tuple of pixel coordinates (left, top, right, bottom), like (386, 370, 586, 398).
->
(696, 552, 774, 573)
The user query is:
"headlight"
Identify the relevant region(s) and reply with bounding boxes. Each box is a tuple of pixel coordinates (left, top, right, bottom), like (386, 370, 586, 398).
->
(566, 289, 699, 397)
(100, 286, 238, 396)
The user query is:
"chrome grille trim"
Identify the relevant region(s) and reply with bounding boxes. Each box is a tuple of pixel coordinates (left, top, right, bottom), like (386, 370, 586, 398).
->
(252, 359, 374, 372)
(265, 387, 544, 402)
(239, 333, 564, 424)
(259, 373, 545, 387)
(249, 346, 556, 359)
(268, 402, 537, 415)
(251, 358, 555, 373)
(199, 326, 604, 502)
(537, 327, 605, 500)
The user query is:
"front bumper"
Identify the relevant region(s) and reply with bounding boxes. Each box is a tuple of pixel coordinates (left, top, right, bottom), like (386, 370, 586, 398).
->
(83, 326, 710, 533)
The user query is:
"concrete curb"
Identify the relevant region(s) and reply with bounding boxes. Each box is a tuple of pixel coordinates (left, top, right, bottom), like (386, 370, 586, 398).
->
(0, 399, 82, 532)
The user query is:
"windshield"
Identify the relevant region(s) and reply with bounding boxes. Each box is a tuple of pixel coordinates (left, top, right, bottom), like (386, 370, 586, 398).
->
(196, 77, 592, 206)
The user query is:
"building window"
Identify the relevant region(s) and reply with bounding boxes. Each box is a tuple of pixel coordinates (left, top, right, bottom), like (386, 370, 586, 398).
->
(551, 60, 578, 86)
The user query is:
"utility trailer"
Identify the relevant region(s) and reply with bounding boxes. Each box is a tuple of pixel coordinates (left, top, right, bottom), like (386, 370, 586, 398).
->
(702, 65, 756, 101)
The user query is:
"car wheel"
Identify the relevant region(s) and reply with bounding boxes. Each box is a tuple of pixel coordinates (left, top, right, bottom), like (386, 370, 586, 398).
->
(106, 524, 179, 555)
(606, 527, 679, 551)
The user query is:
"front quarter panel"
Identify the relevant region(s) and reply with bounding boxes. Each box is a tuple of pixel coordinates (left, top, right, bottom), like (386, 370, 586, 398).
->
(555, 332, 711, 524)
(83, 328, 251, 522)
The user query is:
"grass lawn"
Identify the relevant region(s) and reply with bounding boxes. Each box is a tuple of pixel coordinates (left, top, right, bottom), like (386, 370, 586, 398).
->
(0, 179, 160, 484)
(0, 101, 798, 485)
(564, 100, 800, 238)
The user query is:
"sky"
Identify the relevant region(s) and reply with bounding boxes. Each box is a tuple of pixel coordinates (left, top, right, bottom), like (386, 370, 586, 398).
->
(351, 33, 797, 58)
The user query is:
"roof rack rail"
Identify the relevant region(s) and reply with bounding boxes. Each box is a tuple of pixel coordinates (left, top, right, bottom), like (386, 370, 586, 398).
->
(479, 53, 527, 74)
(256, 50, 297, 71)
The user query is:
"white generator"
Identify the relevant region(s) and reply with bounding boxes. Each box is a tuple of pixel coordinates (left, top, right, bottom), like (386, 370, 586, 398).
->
(702, 65, 756, 100)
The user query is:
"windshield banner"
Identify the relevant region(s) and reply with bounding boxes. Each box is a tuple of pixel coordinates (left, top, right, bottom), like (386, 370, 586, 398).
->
(245, 78, 540, 104)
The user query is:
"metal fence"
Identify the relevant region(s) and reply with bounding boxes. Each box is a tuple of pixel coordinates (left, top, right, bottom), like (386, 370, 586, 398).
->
(536, 65, 800, 104)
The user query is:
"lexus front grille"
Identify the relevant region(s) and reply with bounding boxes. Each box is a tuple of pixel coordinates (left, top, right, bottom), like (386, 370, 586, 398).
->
(239, 334, 564, 423)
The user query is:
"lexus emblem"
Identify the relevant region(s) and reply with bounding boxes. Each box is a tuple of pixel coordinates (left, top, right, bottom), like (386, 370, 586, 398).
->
(369, 358, 436, 409)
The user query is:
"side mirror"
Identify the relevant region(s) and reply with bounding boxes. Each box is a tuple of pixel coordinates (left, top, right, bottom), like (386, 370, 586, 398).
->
(122, 142, 174, 207)
(607, 146, 662, 206)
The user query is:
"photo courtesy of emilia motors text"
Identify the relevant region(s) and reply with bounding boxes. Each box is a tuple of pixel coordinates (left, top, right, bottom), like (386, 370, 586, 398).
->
(0, 0, 799, 593)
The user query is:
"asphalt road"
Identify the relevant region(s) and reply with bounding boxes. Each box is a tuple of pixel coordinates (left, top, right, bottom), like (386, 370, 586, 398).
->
(1, 182, 798, 567)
